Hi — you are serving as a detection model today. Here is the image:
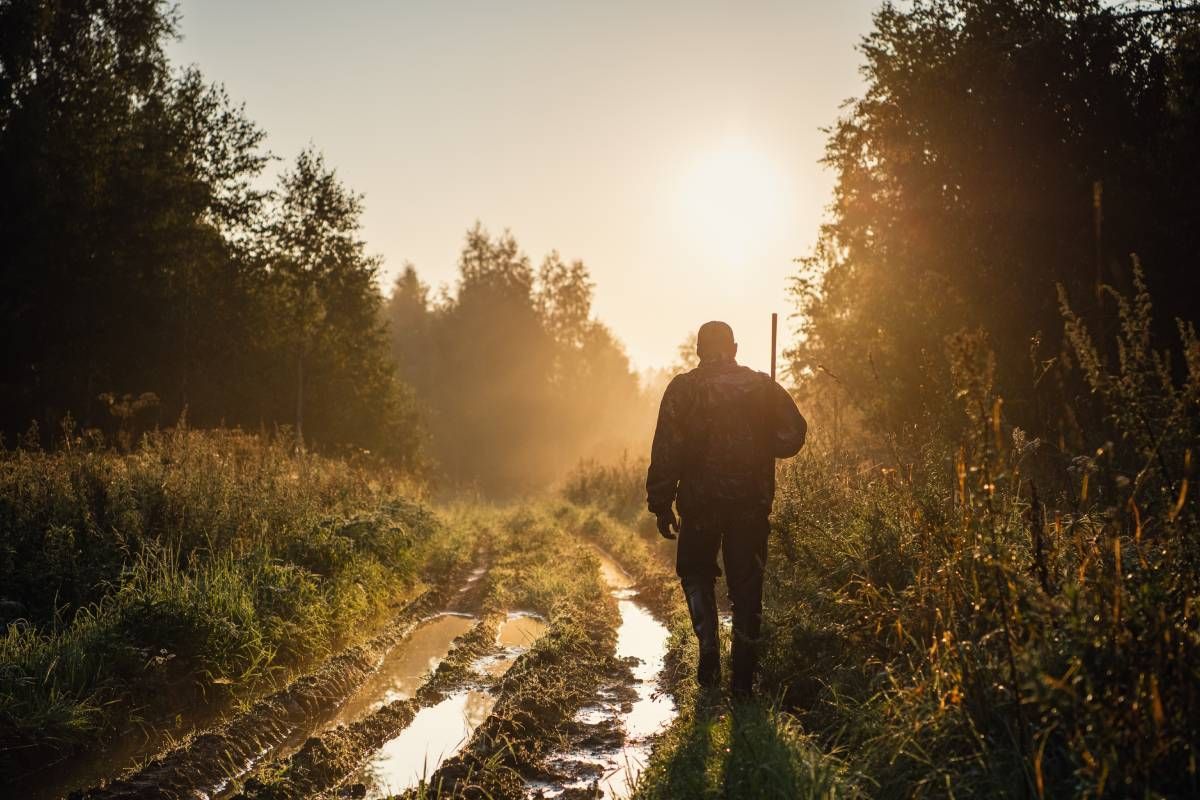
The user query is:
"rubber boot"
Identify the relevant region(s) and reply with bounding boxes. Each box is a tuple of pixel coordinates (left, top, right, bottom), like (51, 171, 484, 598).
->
(729, 618, 759, 699)
(681, 576, 720, 688)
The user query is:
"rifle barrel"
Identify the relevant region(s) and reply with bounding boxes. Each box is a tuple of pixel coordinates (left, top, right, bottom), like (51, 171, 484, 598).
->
(770, 312, 778, 381)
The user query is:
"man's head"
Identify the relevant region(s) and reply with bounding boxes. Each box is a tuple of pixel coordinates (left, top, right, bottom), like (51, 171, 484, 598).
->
(696, 320, 737, 361)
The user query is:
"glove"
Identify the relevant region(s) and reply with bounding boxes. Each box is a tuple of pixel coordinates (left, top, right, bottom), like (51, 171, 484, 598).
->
(656, 508, 680, 540)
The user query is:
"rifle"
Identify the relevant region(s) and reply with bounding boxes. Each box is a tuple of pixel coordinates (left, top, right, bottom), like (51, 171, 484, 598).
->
(770, 312, 778, 381)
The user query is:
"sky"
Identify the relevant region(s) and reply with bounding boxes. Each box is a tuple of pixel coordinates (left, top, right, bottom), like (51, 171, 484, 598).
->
(169, 0, 881, 373)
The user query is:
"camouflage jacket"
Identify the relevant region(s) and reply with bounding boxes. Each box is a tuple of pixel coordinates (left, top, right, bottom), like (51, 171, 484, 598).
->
(646, 356, 807, 515)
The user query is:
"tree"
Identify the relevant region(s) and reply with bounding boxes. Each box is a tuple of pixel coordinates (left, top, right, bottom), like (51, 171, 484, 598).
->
(790, 0, 1200, 443)
(0, 0, 271, 439)
(263, 149, 421, 464)
(0, 2, 422, 466)
(383, 225, 646, 494)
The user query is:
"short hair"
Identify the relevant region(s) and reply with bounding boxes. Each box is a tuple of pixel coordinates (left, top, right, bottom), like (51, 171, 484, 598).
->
(696, 320, 735, 358)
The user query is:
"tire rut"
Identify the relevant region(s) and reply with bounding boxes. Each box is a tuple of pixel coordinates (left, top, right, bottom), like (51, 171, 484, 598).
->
(72, 554, 487, 800)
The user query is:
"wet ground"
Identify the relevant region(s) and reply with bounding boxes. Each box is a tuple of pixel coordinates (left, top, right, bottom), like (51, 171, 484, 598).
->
(531, 549, 676, 798)
(352, 689, 497, 797)
(478, 612, 551, 677)
(21, 704, 225, 800)
(59, 533, 680, 800)
(326, 613, 477, 728)
(347, 611, 549, 797)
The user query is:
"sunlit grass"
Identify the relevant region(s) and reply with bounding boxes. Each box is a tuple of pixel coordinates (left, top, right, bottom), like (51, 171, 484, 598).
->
(0, 428, 453, 774)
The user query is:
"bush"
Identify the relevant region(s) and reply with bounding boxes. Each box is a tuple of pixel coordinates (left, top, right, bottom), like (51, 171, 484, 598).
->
(561, 453, 647, 523)
(0, 428, 443, 774)
(761, 270, 1199, 797)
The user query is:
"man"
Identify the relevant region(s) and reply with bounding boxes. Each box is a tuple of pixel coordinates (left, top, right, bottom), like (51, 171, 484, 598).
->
(646, 320, 806, 698)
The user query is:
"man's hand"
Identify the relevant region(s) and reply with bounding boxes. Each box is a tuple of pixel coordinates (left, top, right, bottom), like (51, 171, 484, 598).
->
(656, 509, 680, 540)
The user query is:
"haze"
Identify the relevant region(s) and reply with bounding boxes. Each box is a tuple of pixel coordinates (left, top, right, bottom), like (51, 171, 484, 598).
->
(170, 0, 879, 372)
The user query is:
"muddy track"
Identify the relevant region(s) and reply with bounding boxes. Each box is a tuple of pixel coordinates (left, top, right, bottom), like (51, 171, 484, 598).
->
(73, 553, 487, 800)
(232, 615, 504, 799)
(408, 540, 678, 800)
(232, 536, 622, 800)
(521, 545, 682, 799)
(405, 606, 619, 798)
(67, 510, 685, 800)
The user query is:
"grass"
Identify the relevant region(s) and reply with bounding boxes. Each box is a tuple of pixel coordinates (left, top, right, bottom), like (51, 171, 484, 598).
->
(0, 427, 461, 779)
(633, 700, 852, 800)
(567, 272, 1200, 798)
(561, 453, 651, 528)
(568, 504, 856, 800)
(229, 503, 623, 800)
(3, 272, 1194, 798)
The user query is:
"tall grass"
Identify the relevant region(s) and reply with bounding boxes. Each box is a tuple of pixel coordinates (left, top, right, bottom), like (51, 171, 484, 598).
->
(762, 270, 1199, 797)
(561, 453, 648, 524)
(567, 269, 1198, 797)
(0, 428, 453, 775)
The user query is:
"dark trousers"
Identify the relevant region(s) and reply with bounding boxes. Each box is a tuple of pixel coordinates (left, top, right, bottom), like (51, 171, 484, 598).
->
(676, 506, 769, 691)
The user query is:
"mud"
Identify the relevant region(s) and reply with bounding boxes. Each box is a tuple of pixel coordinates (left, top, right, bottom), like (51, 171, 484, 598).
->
(71, 554, 487, 800)
(416, 548, 623, 799)
(529, 548, 677, 799)
(233, 605, 554, 800)
(351, 689, 497, 797)
(230, 613, 504, 800)
(58, 516, 680, 800)
(477, 612, 551, 677)
(324, 614, 477, 729)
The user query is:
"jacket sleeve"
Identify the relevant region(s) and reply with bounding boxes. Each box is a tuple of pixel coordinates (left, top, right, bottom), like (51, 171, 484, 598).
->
(646, 375, 690, 514)
(769, 380, 807, 458)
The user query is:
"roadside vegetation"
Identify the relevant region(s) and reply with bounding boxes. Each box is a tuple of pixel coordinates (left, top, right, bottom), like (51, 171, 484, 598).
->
(0, 428, 465, 781)
(230, 504, 626, 799)
(759, 278, 1198, 798)
(564, 272, 1199, 798)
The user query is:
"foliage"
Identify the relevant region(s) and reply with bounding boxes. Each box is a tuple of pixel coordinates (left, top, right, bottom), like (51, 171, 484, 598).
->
(561, 453, 648, 523)
(383, 224, 650, 494)
(760, 275, 1199, 797)
(0, 0, 420, 464)
(258, 148, 423, 464)
(789, 0, 1200, 443)
(0, 428, 451, 774)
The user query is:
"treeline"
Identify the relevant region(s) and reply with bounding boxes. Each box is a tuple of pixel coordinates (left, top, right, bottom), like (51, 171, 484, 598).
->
(0, 1, 653, 485)
(383, 226, 648, 494)
(0, 0, 418, 462)
(790, 0, 1200, 449)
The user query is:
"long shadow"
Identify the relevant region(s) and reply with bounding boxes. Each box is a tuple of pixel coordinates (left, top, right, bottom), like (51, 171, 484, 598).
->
(715, 700, 801, 800)
(638, 694, 723, 799)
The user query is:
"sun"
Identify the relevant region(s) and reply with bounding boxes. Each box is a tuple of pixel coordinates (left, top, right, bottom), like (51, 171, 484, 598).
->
(676, 140, 789, 270)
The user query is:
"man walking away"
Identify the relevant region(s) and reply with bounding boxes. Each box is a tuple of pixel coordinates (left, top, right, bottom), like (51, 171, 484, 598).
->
(646, 320, 807, 698)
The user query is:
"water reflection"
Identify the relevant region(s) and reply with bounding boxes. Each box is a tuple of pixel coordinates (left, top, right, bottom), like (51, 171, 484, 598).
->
(497, 611, 548, 647)
(354, 690, 496, 798)
(615, 598, 672, 740)
(351, 611, 546, 797)
(539, 548, 675, 799)
(326, 613, 476, 729)
(477, 611, 549, 676)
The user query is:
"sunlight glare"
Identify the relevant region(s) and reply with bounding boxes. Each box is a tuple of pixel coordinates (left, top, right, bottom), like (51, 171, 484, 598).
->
(676, 140, 790, 271)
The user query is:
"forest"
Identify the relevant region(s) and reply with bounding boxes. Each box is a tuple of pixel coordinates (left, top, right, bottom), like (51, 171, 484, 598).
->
(2, 0, 1199, 798)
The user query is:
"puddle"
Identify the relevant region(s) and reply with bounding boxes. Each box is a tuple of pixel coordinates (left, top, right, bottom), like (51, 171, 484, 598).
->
(196, 613, 480, 798)
(614, 597, 672, 742)
(477, 611, 549, 677)
(325, 613, 476, 728)
(352, 689, 496, 798)
(349, 610, 547, 796)
(594, 552, 636, 592)
(497, 611, 549, 647)
(534, 549, 675, 798)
